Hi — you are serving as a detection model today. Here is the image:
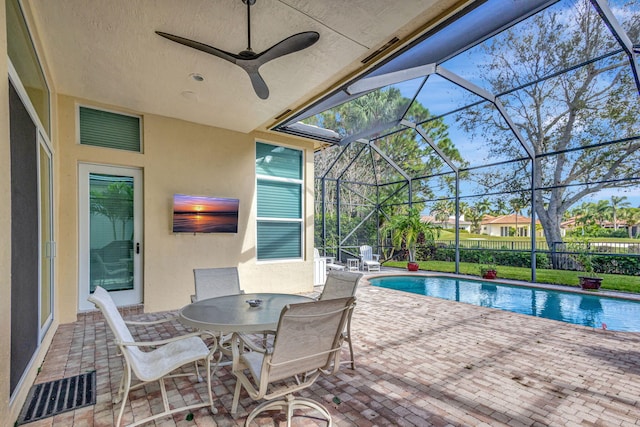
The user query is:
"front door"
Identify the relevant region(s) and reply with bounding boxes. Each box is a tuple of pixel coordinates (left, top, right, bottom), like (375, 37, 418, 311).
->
(78, 163, 142, 310)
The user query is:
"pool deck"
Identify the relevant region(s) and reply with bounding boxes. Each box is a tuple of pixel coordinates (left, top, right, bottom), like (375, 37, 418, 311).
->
(27, 270, 640, 426)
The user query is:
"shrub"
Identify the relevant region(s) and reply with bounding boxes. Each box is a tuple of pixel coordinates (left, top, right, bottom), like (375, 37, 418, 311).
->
(592, 255, 640, 276)
(426, 246, 551, 269)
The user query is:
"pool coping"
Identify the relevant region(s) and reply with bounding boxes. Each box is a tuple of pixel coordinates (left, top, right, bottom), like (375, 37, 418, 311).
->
(361, 268, 640, 302)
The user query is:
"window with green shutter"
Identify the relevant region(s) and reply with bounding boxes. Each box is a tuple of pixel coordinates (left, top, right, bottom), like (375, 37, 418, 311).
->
(79, 106, 141, 152)
(256, 142, 303, 261)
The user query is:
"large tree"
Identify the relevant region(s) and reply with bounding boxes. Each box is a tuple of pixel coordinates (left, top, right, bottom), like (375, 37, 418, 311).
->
(460, 0, 640, 265)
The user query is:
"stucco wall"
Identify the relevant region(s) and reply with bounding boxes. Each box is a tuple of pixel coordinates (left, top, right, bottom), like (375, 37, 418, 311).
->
(56, 95, 315, 320)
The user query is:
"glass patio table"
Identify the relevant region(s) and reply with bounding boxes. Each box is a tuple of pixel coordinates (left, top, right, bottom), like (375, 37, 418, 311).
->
(178, 292, 314, 334)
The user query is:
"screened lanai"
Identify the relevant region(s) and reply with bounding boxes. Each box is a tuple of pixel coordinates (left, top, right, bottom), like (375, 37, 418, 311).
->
(274, 0, 640, 281)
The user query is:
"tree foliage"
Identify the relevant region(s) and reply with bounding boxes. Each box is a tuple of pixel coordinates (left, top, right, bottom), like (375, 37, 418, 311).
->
(459, 0, 640, 260)
(313, 87, 463, 248)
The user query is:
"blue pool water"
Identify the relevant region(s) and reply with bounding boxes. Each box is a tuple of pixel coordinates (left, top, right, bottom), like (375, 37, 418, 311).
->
(369, 276, 640, 332)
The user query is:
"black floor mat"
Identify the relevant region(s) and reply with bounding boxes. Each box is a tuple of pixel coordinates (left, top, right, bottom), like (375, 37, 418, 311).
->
(17, 371, 96, 425)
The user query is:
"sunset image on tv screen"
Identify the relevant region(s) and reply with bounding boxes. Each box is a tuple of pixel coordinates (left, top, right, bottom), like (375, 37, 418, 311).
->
(172, 194, 239, 233)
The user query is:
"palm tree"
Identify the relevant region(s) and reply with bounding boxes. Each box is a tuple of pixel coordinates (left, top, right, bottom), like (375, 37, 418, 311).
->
(594, 200, 611, 227)
(509, 197, 525, 237)
(464, 206, 485, 234)
(571, 202, 597, 236)
(476, 198, 492, 216)
(618, 208, 640, 238)
(383, 207, 438, 262)
(610, 196, 630, 230)
(494, 199, 509, 215)
(431, 200, 454, 228)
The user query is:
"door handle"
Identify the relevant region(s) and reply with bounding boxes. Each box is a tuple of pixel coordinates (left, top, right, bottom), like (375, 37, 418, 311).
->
(136, 242, 140, 254)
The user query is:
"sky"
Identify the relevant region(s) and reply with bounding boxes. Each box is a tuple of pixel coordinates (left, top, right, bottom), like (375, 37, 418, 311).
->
(173, 194, 239, 213)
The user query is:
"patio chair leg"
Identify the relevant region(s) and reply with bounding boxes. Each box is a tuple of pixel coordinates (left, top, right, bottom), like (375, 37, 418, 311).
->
(115, 366, 132, 427)
(113, 369, 126, 404)
(159, 378, 170, 413)
(346, 316, 355, 370)
(231, 379, 242, 414)
(194, 361, 203, 382)
(205, 356, 216, 414)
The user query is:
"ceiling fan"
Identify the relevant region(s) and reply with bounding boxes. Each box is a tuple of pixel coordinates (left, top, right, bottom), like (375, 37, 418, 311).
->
(156, 0, 319, 99)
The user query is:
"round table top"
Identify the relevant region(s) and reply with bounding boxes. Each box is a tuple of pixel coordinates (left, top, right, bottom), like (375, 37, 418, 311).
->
(179, 292, 314, 333)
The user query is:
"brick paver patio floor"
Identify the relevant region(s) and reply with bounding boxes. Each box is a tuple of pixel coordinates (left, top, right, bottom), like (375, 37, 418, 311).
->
(24, 275, 640, 426)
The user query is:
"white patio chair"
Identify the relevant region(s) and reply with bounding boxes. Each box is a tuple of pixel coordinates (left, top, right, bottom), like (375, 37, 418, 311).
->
(230, 297, 355, 426)
(359, 245, 381, 271)
(314, 248, 345, 271)
(88, 286, 216, 427)
(191, 267, 245, 363)
(191, 266, 242, 302)
(313, 248, 327, 285)
(318, 270, 362, 369)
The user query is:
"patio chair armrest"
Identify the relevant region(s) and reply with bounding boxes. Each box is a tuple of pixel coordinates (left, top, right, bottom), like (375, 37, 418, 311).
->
(117, 331, 216, 347)
(125, 314, 179, 326)
(231, 332, 269, 372)
(373, 254, 380, 261)
(232, 332, 268, 354)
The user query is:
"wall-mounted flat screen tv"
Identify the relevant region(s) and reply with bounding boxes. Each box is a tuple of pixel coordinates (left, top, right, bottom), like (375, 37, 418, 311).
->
(172, 194, 239, 233)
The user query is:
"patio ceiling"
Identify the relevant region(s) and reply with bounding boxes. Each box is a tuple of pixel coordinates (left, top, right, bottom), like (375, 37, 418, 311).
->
(22, 0, 467, 134)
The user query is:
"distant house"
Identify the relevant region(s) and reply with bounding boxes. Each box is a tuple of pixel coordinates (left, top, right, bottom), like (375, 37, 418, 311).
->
(422, 214, 472, 233)
(562, 216, 639, 237)
(481, 214, 542, 237)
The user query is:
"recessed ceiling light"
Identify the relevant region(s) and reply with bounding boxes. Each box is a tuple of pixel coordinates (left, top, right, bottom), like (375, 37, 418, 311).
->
(190, 73, 204, 82)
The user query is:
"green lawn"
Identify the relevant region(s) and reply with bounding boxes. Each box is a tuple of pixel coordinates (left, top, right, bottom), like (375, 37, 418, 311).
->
(383, 260, 640, 294)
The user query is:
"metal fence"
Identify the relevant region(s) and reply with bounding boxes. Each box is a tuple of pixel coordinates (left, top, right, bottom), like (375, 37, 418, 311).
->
(432, 240, 640, 255)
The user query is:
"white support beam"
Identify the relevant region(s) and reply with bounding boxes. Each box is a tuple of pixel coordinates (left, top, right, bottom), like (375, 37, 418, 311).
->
(345, 64, 437, 95)
(368, 142, 411, 181)
(339, 120, 401, 146)
(406, 120, 459, 173)
(494, 100, 534, 159)
(591, 0, 640, 93)
(435, 67, 534, 160)
(436, 65, 496, 102)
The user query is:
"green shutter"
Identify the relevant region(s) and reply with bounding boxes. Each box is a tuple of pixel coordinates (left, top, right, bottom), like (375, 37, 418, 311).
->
(256, 142, 303, 261)
(80, 107, 141, 152)
(256, 142, 302, 179)
(257, 180, 301, 218)
(257, 221, 302, 259)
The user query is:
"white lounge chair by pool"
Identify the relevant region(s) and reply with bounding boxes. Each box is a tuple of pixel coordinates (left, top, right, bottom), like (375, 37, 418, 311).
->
(359, 245, 381, 271)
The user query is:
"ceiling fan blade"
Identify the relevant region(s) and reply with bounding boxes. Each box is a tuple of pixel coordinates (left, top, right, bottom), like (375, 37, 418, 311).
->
(255, 31, 320, 65)
(155, 31, 240, 64)
(243, 68, 269, 99)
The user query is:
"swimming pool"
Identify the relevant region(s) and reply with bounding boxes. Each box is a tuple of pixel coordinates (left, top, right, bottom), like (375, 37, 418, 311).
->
(369, 275, 640, 332)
